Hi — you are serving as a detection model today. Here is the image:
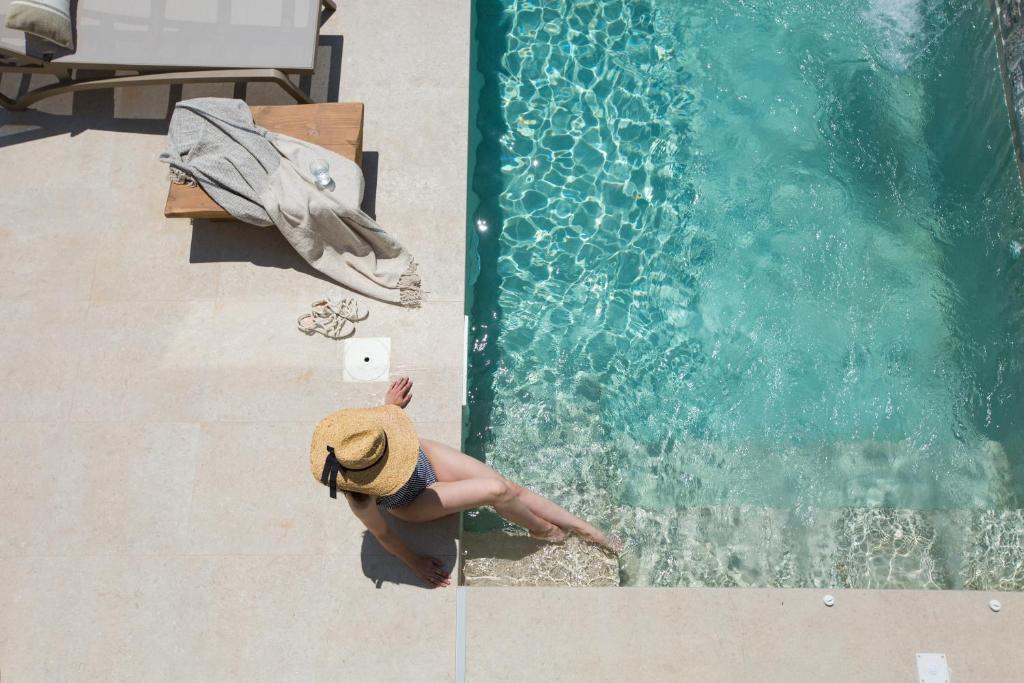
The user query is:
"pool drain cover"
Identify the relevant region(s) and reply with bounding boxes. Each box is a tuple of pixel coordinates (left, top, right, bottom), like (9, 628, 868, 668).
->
(342, 337, 390, 382)
(916, 653, 949, 683)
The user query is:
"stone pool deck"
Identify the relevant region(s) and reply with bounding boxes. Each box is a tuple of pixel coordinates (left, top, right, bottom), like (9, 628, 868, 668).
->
(0, 1, 467, 679)
(464, 588, 1024, 682)
(2, 1, 1024, 681)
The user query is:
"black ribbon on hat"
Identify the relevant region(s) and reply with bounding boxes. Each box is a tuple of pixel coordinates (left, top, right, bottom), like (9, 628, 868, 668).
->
(320, 446, 380, 499)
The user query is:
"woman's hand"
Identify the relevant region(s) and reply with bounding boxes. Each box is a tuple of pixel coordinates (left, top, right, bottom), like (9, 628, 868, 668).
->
(408, 555, 451, 588)
(384, 376, 413, 408)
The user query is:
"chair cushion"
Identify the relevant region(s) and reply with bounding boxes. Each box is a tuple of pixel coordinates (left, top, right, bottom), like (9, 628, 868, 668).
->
(2, 0, 322, 69)
(4, 0, 73, 50)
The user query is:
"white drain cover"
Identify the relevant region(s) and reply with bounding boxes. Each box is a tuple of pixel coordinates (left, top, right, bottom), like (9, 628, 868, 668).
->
(343, 337, 390, 382)
(916, 653, 949, 683)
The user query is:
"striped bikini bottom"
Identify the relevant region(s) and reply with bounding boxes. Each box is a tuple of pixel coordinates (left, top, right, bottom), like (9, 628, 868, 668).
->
(377, 448, 437, 509)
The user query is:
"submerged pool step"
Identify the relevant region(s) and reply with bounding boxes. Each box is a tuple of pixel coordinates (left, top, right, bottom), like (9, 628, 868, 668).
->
(459, 508, 1024, 589)
(617, 506, 1024, 590)
(617, 438, 1016, 512)
(461, 532, 620, 587)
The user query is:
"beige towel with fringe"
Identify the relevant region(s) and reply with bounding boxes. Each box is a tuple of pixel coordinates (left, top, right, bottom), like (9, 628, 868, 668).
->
(161, 98, 420, 306)
(263, 134, 420, 306)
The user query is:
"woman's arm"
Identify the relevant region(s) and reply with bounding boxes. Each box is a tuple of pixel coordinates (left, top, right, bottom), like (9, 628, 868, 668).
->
(345, 493, 415, 563)
(345, 493, 450, 587)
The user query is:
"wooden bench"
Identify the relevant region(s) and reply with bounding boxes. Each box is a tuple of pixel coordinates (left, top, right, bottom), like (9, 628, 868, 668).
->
(164, 102, 364, 220)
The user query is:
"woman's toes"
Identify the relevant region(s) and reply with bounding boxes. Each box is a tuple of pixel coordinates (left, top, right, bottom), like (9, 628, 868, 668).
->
(604, 535, 624, 554)
(572, 528, 620, 553)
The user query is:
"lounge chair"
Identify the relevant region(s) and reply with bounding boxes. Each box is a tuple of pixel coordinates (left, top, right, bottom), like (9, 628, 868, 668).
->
(0, 0, 336, 110)
(164, 101, 364, 221)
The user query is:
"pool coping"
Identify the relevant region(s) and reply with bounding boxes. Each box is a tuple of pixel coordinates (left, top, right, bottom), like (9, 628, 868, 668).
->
(461, 586, 1024, 681)
(989, 0, 1024, 191)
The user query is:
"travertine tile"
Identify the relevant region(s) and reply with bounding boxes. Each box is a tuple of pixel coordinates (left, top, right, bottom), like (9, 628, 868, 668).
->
(110, 126, 170, 170)
(70, 366, 214, 422)
(72, 422, 199, 554)
(465, 588, 1024, 683)
(205, 366, 462, 429)
(412, 419, 464, 446)
(0, 301, 87, 420)
(188, 421, 345, 554)
(0, 236, 99, 301)
(0, 555, 324, 682)
(205, 221, 357, 303)
(316, 555, 457, 681)
(0, 363, 82, 421)
(390, 368, 465, 424)
(181, 555, 328, 681)
(74, 300, 216, 367)
(328, 1, 469, 89)
(0, 553, 458, 681)
(0, 181, 114, 238)
(379, 204, 467, 302)
(355, 88, 470, 233)
(357, 86, 471, 173)
(206, 300, 344, 368)
(107, 131, 177, 214)
(354, 300, 465, 372)
(0, 556, 94, 680)
(91, 221, 221, 302)
(0, 424, 85, 557)
(206, 365, 380, 423)
(69, 301, 217, 422)
(1, 3, 472, 680)
(0, 186, 110, 300)
(0, 127, 114, 190)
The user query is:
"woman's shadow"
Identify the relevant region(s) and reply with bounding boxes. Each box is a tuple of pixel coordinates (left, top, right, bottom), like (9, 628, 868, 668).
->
(359, 512, 458, 589)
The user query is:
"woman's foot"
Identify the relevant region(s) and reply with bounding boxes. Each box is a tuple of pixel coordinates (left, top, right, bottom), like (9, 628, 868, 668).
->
(529, 524, 569, 544)
(384, 376, 413, 408)
(574, 527, 624, 555)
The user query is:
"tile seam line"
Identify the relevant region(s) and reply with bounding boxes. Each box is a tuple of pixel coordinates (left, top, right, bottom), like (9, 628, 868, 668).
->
(455, 586, 467, 683)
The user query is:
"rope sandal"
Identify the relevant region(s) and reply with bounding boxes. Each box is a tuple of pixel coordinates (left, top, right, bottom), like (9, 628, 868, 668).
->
(312, 297, 369, 322)
(297, 312, 355, 339)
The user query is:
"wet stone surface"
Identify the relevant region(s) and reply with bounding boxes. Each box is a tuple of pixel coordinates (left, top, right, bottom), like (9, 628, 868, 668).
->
(462, 532, 620, 587)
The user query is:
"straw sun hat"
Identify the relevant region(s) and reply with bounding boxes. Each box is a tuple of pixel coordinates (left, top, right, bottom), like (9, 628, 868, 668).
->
(310, 405, 420, 498)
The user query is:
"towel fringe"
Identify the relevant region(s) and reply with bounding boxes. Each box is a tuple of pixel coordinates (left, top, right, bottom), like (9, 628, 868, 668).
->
(168, 167, 198, 187)
(398, 260, 422, 308)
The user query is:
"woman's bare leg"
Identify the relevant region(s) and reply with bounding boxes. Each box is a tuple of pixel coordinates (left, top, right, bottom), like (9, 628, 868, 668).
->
(388, 477, 566, 542)
(418, 438, 621, 552)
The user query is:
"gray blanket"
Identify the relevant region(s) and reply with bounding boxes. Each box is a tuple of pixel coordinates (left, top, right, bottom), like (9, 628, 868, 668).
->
(160, 98, 420, 306)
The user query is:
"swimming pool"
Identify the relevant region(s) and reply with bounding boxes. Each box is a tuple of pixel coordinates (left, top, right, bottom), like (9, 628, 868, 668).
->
(466, 0, 1024, 588)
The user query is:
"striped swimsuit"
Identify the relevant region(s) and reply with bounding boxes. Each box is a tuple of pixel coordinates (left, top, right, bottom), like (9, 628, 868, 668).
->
(377, 448, 437, 509)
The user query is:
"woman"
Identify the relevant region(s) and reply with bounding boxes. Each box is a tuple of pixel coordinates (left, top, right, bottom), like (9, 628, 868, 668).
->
(311, 377, 620, 587)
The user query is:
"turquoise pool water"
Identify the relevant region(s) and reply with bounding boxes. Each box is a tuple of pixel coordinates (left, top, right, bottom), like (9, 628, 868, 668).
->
(466, 0, 1024, 587)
